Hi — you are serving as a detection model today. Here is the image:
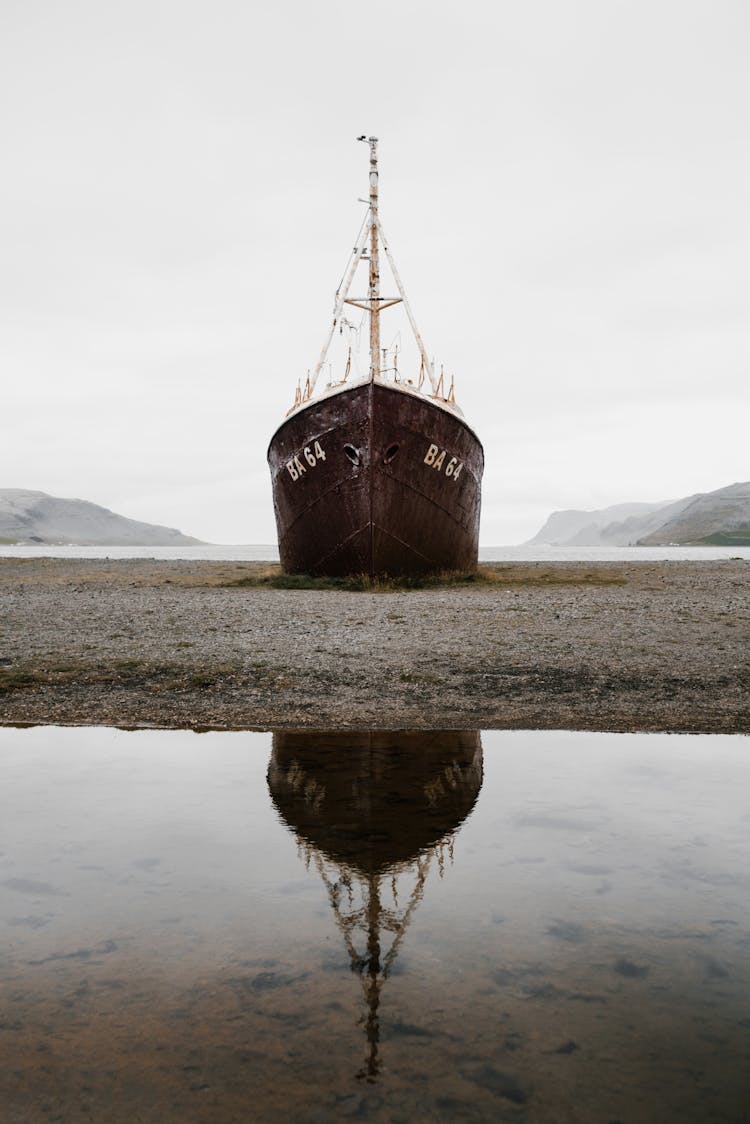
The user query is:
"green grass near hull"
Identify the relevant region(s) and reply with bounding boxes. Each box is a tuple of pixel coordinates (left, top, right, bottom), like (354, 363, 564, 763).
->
(227, 565, 627, 592)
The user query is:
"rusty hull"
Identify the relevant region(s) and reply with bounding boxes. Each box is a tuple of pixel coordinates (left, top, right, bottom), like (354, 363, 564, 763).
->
(267, 382, 484, 576)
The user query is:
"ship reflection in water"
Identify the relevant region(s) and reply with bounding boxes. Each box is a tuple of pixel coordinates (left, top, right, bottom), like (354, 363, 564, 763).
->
(268, 730, 483, 1083)
(1, 726, 750, 1122)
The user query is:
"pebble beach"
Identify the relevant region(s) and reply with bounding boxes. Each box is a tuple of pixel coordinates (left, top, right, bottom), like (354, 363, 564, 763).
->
(0, 557, 748, 732)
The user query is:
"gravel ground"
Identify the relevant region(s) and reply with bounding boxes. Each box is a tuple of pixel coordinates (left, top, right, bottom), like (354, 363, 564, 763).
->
(0, 557, 748, 732)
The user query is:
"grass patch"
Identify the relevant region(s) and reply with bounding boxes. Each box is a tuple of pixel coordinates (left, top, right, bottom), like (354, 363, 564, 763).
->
(0, 667, 38, 692)
(398, 671, 439, 685)
(694, 528, 750, 546)
(224, 564, 627, 591)
(187, 671, 222, 688)
(228, 569, 478, 591)
(0, 659, 243, 695)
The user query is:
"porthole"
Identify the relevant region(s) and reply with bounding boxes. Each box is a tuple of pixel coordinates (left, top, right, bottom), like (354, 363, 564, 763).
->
(344, 444, 361, 467)
(383, 443, 400, 464)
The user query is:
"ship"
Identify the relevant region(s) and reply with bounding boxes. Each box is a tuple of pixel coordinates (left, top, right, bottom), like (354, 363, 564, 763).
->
(267, 137, 484, 578)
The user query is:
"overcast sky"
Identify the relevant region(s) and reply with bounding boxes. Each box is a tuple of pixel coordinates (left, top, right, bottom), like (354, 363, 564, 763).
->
(2, 0, 748, 544)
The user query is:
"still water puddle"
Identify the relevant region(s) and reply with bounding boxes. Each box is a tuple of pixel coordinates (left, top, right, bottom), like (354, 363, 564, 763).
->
(1, 727, 749, 1122)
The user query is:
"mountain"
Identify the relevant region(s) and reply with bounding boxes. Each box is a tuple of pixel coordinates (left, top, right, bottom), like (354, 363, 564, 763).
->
(527, 482, 750, 547)
(526, 498, 691, 547)
(638, 482, 750, 545)
(0, 490, 203, 546)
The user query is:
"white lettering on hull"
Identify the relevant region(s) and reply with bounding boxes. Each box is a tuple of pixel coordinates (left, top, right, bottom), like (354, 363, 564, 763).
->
(424, 444, 463, 480)
(286, 441, 327, 481)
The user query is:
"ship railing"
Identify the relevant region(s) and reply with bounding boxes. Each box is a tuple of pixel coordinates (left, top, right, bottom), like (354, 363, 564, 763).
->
(287, 361, 456, 416)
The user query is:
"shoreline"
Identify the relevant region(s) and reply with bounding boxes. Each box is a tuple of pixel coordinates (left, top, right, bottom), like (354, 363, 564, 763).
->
(1, 558, 748, 734)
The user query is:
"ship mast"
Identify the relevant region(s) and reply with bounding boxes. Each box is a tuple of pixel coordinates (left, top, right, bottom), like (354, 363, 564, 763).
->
(307, 137, 439, 397)
(366, 136, 381, 381)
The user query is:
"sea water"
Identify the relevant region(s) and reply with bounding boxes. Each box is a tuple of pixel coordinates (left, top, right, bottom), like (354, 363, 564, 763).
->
(1, 726, 749, 1122)
(1, 543, 750, 562)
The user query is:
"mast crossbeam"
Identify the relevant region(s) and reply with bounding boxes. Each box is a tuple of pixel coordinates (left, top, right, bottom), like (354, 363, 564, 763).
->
(344, 298, 403, 312)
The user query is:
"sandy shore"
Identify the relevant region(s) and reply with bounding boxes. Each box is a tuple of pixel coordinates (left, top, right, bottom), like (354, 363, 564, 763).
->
(0, 557, 748, 732)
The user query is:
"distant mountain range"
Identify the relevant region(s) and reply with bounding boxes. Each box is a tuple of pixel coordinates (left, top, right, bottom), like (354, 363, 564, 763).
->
(5, 481, 749, 550)
(527, 482, 750, 547)
(0, 489, 202, 546)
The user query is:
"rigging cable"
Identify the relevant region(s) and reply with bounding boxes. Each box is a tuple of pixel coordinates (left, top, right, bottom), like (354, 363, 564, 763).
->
(334, 206, 370, 304)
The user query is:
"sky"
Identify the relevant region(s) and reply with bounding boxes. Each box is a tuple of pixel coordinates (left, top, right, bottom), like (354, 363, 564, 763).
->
(2, 0, 748, 544)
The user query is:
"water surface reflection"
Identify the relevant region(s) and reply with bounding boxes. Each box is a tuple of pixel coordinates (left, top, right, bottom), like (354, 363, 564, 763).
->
(1, 726, 749, 1122)
(268, 730, 483, 1082)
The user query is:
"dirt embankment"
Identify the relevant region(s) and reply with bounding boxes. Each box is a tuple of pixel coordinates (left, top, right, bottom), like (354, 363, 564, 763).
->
(0, 558, 748, 732)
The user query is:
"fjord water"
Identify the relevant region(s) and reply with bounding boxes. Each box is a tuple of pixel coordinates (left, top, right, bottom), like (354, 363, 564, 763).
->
(3, 543, 750, 561)
(1, 728, 749, 1122)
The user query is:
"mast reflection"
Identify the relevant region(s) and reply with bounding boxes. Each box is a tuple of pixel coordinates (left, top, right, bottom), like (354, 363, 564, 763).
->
(267, 730, 483, 1082)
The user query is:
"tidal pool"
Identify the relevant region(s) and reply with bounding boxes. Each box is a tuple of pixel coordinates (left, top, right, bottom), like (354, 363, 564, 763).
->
(1, 726, 749, 1122)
